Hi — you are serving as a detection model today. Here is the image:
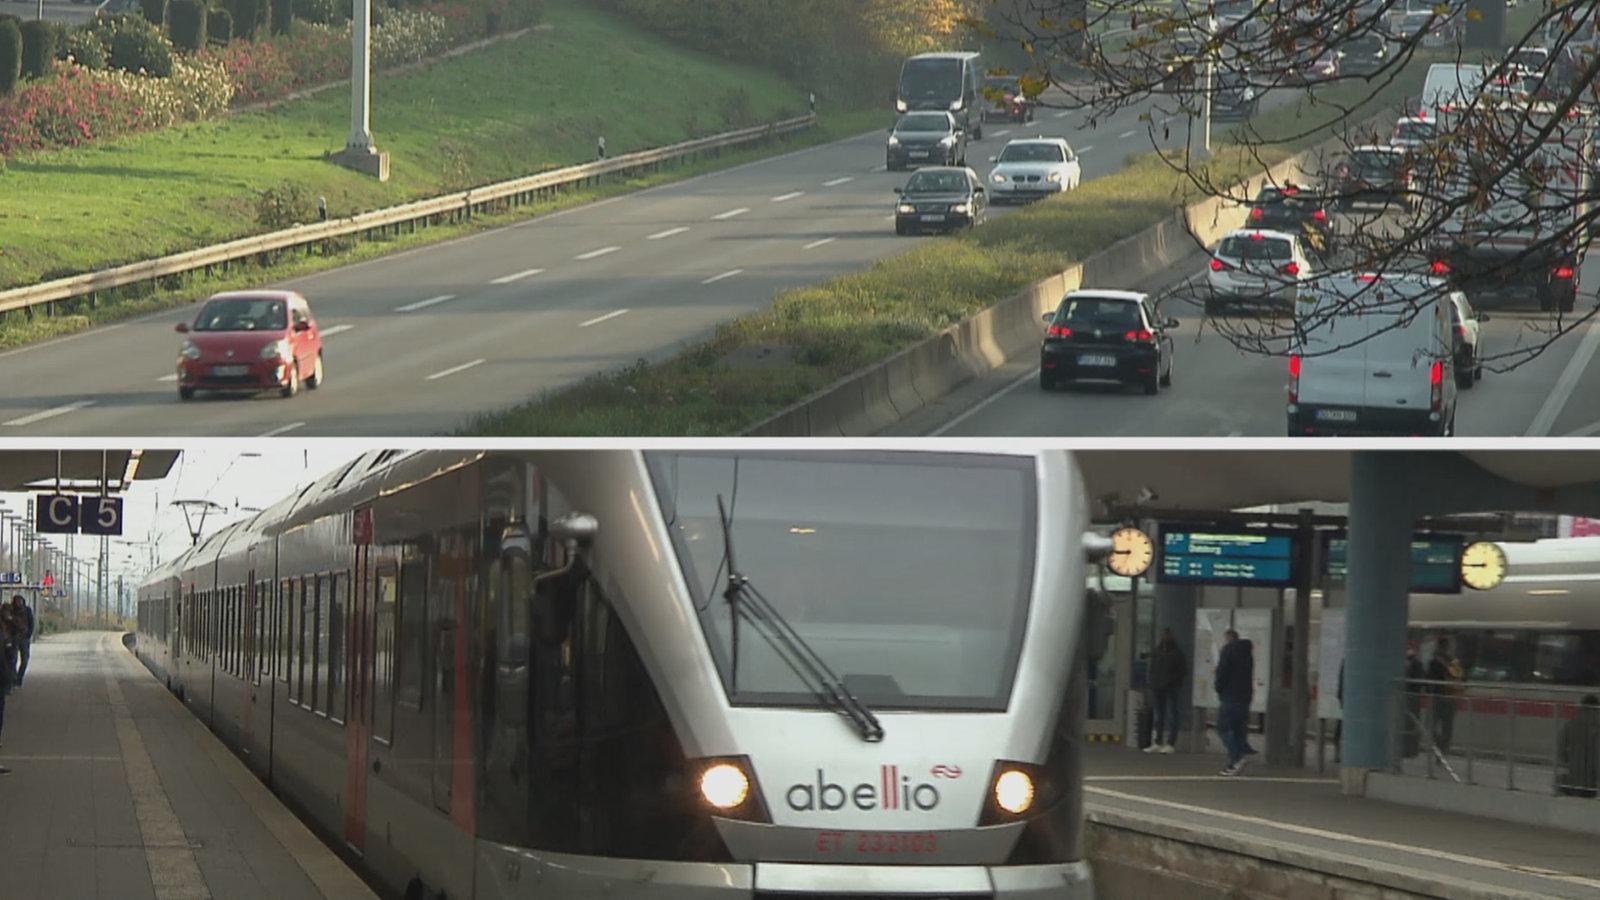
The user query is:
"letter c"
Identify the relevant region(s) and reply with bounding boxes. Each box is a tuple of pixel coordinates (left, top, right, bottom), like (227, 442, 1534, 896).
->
(47, 495, 75, 527)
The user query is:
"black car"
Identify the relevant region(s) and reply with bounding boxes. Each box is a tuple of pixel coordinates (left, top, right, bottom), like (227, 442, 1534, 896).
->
(886, 111, 968, 171)
(1210, 70, 1259, 120)
(1329, 145, 1415, 211)
(1245, 184, 1333, 254)
(1339, 34, 1388, 76)
(894, 167, 988, 235)
(1039, 290, 1178, 395)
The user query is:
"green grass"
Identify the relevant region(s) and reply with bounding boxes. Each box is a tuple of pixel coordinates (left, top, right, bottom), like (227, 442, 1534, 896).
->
(0, 0, 883, 344)
(460, 56, 1433, 436)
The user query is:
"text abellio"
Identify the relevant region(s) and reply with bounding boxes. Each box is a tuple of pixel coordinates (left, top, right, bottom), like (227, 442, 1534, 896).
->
(786, 765, 940, 812)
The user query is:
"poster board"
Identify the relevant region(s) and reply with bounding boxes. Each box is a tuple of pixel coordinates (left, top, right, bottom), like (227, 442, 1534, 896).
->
(1317, 608, 1346, 720)
(1192, 608, 1274, 714)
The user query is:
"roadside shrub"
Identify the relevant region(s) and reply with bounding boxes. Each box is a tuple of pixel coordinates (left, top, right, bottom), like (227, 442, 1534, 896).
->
(270, 0, 292, 36)
(0, 20, 20, 97)
(294, 0, 341, 25)
(139, 0, 166, 26)
(370, 8, 449, 67)
(19, 20, 57, 80)
(93, 13, 174, 77)
(256, 181, 312, 229)
(206, 7, 233, 45)
(229, 0, 259, 40)
(60, 28, 109, 70)
(167, 0, 207, 52)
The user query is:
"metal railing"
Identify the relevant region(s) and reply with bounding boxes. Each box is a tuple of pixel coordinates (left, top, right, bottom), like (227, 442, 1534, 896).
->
(1389, 678, 1600, 798)
(0, 113, 816, 318)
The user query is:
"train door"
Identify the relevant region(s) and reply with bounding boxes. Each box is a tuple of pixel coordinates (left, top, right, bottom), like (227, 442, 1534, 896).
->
(242, 574, 256, 757)
(432, 618, 455, 814)
(344, 538, 373, 853)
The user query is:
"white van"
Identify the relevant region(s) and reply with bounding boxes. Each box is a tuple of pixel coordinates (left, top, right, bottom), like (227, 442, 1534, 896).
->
(1286, 272, 1459, 436)
(1418, 63, 1486, 121)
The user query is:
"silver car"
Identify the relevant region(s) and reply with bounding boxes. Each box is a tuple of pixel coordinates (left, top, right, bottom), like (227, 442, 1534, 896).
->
(986, 138, 1082, 204)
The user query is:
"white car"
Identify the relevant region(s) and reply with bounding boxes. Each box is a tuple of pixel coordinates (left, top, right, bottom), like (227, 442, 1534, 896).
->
(1389, 115, 1436, 150)
(1203, 229, 1314, 315)
(986, 138, 1082, 204)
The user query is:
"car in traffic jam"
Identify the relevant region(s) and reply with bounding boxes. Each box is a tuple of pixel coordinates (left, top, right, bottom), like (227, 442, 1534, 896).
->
(893, 166, 989, 235)
(1039, 290, 1178, 395)
(986, 138, 1082, 204)
(886, 111, 969, 170)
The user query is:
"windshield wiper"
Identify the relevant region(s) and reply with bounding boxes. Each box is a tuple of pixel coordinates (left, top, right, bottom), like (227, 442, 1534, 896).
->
(717, 493, 884, 743)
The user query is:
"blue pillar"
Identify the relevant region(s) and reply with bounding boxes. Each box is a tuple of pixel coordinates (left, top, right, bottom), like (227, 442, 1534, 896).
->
(1341, 452, 1417, 791)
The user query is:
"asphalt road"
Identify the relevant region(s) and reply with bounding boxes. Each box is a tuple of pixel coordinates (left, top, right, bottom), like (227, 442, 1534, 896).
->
(14, 0, 101, 25)
(1, 87, 1299, 436)
(912, 230, 1600, 438)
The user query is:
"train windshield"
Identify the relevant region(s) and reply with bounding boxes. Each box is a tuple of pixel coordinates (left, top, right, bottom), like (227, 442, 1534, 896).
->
(646, 450, 1037, 712)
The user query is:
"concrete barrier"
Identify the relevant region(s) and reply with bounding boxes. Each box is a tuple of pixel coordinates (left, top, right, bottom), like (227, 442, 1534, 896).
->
(741, 112, 1393, 437)
(1084, 805, 1552, 900)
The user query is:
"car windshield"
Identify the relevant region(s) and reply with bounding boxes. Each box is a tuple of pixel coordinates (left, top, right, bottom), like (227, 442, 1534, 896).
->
(193, 297, 289, 332)
(1346, 36, 1383, 54)
(998, 143, 1065, 163)
(897, 113, 951, 133)
(1218, 235, 1292, 260)
(905, 171, 968, 193)
(1058, 297, 1142, 327)
(1509, 49, 1547, 69)
(900, 58, 964, 102)
(645, 450, 1037, 711)
(1350, 150, 1400, 173)
(1394, 120, 1435, 142)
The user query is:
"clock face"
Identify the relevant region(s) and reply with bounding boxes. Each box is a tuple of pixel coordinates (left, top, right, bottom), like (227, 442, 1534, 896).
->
(1460, 541, 1507, 591)
(1107, 527, 1154, 578)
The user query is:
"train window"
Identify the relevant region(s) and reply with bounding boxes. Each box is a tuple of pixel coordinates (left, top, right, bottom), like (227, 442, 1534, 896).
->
(257, 581, 269, 684)
(329, 572, 347, 725)
(278, 579, 292, 684)
(298, 577, 311, 707)
(397, 555, 428, 711)
(313, 575, 327, 716)
(373, 569, 398, 745)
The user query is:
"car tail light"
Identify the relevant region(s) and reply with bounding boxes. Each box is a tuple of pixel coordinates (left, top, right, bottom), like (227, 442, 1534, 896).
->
(1249, 232, 1265, 241)
(1249, 208, 1263, 219)
(1210, 258, 1231, 272)
(1555, 265, 1576, 280)
(1429, 259, 1451, 275)
(1455, 325, 1465, 338)
(1311, 209, 1328, 222)
(1283, 262, 1301, 276)
(1288, 355, 1301, 404)
(1125, 329, 1154, 342)
(1430, 360, 1444, 411)
(1047, 324, 1073, 337)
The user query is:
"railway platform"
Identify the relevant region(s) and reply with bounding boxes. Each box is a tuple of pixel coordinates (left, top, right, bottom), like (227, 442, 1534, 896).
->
(1084, 740, 1600, 899)
(0, 631, 377, 900)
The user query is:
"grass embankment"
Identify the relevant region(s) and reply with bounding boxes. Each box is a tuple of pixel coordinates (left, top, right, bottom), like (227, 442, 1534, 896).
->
(463, 56, 1438, 436)
(0, 0, 881, 347)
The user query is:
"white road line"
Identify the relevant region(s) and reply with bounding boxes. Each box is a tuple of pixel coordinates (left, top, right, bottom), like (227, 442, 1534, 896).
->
(804, 237, 837, 250)
(1527, 317, 1600, 436)
(426, 359, 485, 381)
(1086, 785, 1600, 891)
(930, 368, 1037, 436)
(703, 269, 743, 284)
(772, 191, 804, 202)
(396, 294, 455, 313)
(575, 246, 620, 260)
(1054, 110, 1072, 118)
(1119, 130, 1138, 138)
(579, 309, 629, 328)
(712, 208, 750, 220)
(824, 176, 854, 187)
(994, 129, 1012, 137)
(258, 421, 305, 437)
(869, 165, 887, 172)
(491, 267, 544, 284)
(5, 400, 94, 427)
(320, 324, 354, 337)
(648, 227, 688, 240)
(1079, 145, 1095, 153)
(156, 374, 177, 383)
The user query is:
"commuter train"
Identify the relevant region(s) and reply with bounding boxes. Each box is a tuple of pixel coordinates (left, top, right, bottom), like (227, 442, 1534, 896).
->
(136, 448, 1109, 900)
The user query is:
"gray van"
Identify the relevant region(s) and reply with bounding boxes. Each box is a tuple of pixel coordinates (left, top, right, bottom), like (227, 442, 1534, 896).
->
(896, 51, 986, 139)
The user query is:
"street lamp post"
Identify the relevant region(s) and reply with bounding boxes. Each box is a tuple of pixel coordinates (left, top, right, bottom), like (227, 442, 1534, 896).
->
(1187, 16, 1216, 164)
(331, 0, 391, 181)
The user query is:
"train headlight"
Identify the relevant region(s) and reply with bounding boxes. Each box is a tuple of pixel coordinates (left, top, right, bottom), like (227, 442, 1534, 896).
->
(994, 769, 1034, 814)
(701, 763, 750, 809)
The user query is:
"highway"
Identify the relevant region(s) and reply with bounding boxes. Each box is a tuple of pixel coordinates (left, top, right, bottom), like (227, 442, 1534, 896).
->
(0, 88, 1290, 437)
(911, 237, 1600, 438)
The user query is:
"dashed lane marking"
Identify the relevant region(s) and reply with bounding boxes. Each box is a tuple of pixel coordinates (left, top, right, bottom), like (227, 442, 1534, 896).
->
(395, 294, 455, 313)
(824, 177, 854, 187)
(320, 324, 354, 337)
(425, 359, 484, 381)
(804, 237, 837, 250)
(648, 227, 688, 240)
(579, 309, 628, 328)
(5, 400, 95, 427)
(575, 246, 619, 260)
(712, 208, 750, 220)
(772, 191, 804, 202)
(491, 268, 544, 284)
(703, 270, 742, 284)
(258, 422, 304, 437)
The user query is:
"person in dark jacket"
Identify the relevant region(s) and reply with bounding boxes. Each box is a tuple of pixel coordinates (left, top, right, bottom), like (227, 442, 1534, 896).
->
(1558, 694, 1600, 799)
(0, 604, 15, 772)
(1144, 627, 1188, 754)
(10, 595, 33, 687)
(1214, 629, 1255, 776)
(1402, 641, 1426, 758)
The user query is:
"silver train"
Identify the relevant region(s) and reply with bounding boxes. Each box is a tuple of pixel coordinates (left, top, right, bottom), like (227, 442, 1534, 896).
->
(136, 448, 1109, 900)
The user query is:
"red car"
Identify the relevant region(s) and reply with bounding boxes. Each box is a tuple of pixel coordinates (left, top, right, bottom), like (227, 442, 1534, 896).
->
(174, 290, 325, 400)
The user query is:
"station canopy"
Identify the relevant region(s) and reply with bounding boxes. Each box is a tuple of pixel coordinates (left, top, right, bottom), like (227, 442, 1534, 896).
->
(0, 450, 180, 493)
(1075, 450, 1600, 515)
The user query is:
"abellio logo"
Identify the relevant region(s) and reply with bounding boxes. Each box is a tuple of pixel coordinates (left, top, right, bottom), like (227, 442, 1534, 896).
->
(785, 765, 958, 812)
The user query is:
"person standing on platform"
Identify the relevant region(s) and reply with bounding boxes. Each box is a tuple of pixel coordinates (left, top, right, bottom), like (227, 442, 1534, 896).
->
(1402, 641, 1426, 758)
(1427, 637, 1465, 754)
(1215, 629, 1255, 776)
(1145, 627, 1188, 754)
(10, 595, 33, 687)
(0, 603, 16, 772)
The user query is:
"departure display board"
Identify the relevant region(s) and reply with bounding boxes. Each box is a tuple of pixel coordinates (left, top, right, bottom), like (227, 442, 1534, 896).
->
(1157, 527, 1298, 587)
(1323, 534, 1463, 595)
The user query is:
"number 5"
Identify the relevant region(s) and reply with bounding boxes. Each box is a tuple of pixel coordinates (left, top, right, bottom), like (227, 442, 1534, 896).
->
(95, 498, 120, 531)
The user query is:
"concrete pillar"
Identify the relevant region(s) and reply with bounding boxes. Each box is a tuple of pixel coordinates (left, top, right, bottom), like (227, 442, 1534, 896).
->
(1153, 583, 1197, 748)
(1340, 452, 1417, 794)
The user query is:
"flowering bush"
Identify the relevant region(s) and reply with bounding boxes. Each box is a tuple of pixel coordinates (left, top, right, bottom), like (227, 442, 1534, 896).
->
(0, 55, 229, 156)
(369, 9, 451, 68)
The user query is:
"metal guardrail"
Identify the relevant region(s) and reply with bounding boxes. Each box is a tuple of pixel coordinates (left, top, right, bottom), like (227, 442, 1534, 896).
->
(0, 113, 816, 317)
